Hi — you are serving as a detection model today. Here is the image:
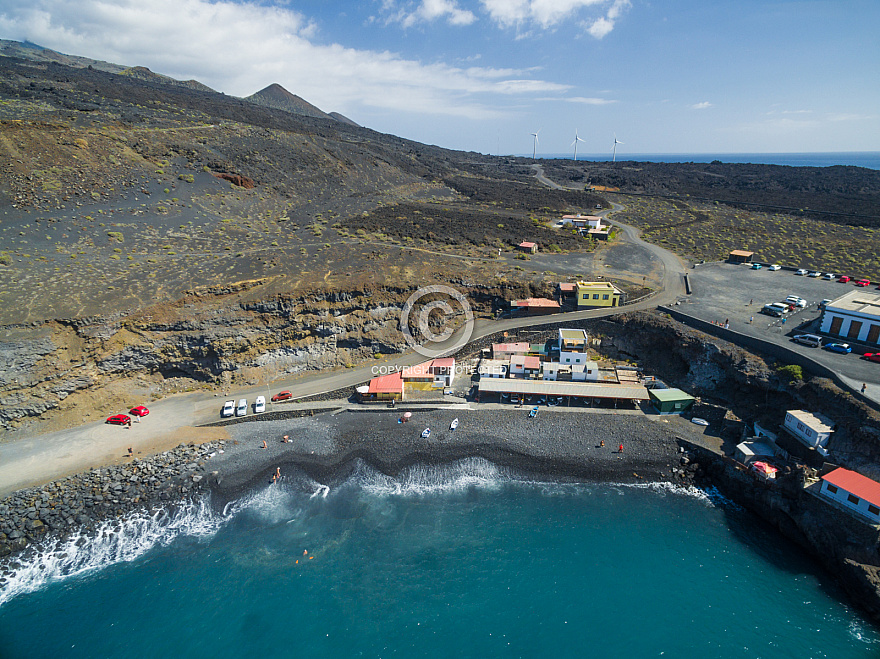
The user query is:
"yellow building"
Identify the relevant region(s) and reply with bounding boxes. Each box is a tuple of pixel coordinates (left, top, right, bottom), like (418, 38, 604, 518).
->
(576, 281, 621, 308)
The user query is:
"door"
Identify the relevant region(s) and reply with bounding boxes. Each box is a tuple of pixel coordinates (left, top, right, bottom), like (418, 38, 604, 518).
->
(829, 316, 843, 336)
(867, 324, 880, 345)
(847, 320, 863, 340)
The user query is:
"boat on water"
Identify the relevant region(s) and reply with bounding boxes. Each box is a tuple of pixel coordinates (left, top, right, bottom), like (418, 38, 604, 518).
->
(421, 428, 431, 438)
(450, 418, 459, 430)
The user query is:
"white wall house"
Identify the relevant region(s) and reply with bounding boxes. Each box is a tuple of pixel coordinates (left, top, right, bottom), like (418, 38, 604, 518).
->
(509, 355, 541, 378)
(478, 359, 508, 379)
(819, 290, 880, 346)
(542, 361, 561, 381)
(783, 410, 835, 449)
(558, 328, 589, 365)
(571, 361, 600, 381)
(821, 468, 880, 523)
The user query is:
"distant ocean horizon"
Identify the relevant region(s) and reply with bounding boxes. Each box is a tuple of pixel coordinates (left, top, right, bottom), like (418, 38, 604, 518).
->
(522, 152, 880, 170)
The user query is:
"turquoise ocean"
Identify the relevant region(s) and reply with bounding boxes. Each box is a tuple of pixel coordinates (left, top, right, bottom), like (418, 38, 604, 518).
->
(1, 458, 878, 658)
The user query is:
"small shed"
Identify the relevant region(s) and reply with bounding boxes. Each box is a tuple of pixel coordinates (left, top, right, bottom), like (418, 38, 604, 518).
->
(510, 297, 561, 316)
(648, 388, 695, 414)
(518, 241, 538, 254)
(728, 250, 754, 263)
(735, 440, 776, 465)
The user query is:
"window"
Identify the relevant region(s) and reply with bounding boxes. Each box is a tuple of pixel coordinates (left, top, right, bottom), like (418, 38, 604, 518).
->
(593, 294, 599, 300)
(796, 422, 806, 432)
(848, 494, 860, 505)
(603, 294, 609, 300)
(869, 505, 880, 516)
(582, 294, 588, 300)
(826, 484, 838, 494)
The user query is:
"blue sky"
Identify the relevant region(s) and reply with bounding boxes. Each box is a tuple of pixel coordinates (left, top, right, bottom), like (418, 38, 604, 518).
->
(1, 0, 878, 155)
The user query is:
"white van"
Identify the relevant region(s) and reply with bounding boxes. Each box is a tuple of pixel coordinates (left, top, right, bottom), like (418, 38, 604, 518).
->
(762, 303, 787, 317)
(254, 396, 266, 413)
(236, 399, 248, 416)
(793, 334, 822, 348)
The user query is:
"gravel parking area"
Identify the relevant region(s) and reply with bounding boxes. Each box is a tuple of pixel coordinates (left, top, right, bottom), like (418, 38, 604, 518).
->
(681, 262, 880, 386)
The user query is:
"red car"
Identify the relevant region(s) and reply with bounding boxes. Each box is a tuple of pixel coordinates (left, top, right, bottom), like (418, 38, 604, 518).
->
(129, 406, 150, 417)
(271, 390, 293, 402)
(856, 279, 870, 287)
(839, 275, 851, 283)
(106, 414, 131, 425)
(864, 353, 880, 363)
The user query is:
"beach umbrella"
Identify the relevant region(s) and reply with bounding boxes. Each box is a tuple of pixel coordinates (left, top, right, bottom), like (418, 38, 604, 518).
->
(403, 412, 412, 418)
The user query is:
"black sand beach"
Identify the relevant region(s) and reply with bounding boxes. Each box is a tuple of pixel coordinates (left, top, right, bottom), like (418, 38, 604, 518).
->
(209, 407, 690, 500)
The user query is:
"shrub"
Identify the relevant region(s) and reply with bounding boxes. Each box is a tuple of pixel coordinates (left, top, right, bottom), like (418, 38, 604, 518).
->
(777, 364, 803, 382)
(107, 231, 124, 242)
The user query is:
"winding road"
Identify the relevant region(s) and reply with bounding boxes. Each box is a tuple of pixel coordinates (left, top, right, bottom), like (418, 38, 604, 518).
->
(0, 169, 689, 496)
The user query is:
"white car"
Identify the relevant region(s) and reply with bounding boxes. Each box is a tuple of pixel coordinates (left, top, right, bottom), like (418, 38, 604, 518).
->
(254, 396, 266, 413)
(768, 264, 781, 271)
(808, 271, 822, 278)
(795, 269, 809, 276)
(785, 295, 807, 308)
(822, 273, 835, 280)
(222, 400, 235, 417)
(236, 399, 248, 416)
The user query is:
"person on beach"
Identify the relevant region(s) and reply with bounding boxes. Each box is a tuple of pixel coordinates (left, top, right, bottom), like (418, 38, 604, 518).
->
(618, 444, 623, 453)
(282, 435, 290, 443)
(863, 383, 868, 393)
(261, 440, 268, 449)
(276, 467, 281, 480)
(600, 440, 605, 448)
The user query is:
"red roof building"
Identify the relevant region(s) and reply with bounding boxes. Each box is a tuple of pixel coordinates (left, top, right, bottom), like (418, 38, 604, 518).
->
(821, 467, 880, 522)
(518, 241, 537, 254)
(510, 297, 561, 316)
(366, 372, 404, 400)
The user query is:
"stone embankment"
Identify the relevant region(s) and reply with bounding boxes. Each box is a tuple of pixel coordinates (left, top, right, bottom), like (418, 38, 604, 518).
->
(0, 440, 225, 563)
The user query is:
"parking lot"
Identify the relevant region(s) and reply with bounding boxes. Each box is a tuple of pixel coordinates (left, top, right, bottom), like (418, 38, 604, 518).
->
(679, 263, 880, 388)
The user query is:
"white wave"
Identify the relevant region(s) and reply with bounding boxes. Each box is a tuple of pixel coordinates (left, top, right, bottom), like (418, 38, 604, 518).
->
(0, 497, 225, 608)
(310, 484, 330, 499)
(353, 457, 505, 497)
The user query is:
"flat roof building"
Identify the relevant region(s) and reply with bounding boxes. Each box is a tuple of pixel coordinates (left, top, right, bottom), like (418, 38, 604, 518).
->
(728, 250, 754, 263)
(576, 281, 621, 308)
(819, 290, 880, 347)
(648, 388, 695, 414)
(783, 410, 835, 449)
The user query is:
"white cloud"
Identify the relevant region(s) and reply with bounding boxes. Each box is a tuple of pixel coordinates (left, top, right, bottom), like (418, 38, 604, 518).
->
(481, 0, 629, 35)
(0, 0, 563, 120)
(691, 101, 713, 110)
(380, 0, 477, 27)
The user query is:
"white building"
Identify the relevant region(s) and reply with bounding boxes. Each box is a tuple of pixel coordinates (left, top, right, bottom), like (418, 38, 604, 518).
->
(558, 328, 590, 365)
(820, 468, 880, 523)
(478, 359, 508, 379)
(735, 440, 777, 465)
(542, 361, 562, 381)
(819, 290, 880, 346)
(571, 361, 600, 381)
(783, 410, 835, 449)
(509, 355, 541, 378)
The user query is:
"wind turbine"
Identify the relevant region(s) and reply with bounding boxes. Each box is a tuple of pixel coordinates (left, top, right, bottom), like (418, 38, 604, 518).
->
(571, 130, 585, 161)
(531, 129, 540, 159)
(612, 134, 624, 162)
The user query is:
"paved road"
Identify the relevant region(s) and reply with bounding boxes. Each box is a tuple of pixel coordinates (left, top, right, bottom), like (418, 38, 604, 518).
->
(0, 168, 690, 496)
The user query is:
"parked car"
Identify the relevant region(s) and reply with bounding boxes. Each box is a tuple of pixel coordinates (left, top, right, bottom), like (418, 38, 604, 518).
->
(750, 263, 762, 270)
(795, 268, 809, 276)
(856, 279, 871, 287)
(793, 334, 822, 348)
(768, 264, 781, 271)
(254, 396, 266, 413)
(839, 275, 851, 283)
(822, 273, 836, 280)
(824, 343, 852, 354)
(808, 271, 822, 277)
(785, 295, 807, 308)
(222, 400, 235, 417)
(761, 304, 784, 317)
(236, 399, 247, 417)
(819, 298, 832, 309)
(864, 353, 880, 363)
(106, 414, 131, 426)
(129, 405, 150, 417)
(271, 390, 293, 402)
